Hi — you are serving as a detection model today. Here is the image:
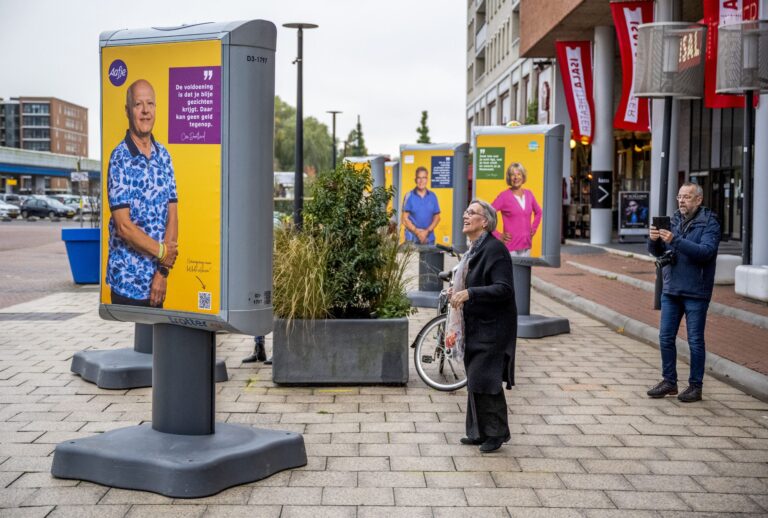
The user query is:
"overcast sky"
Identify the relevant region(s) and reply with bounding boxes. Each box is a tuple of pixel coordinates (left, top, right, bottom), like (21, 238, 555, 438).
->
(0, 0, 466, 160)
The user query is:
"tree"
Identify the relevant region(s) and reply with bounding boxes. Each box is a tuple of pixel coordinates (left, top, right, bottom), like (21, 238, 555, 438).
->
(273, 95, 334, 174)
(344, 115, 368, 156)
(416, 110, 431, 144)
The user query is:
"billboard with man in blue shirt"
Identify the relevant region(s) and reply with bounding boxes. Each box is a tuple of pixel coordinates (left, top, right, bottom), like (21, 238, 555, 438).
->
(402, 166, 441, 244)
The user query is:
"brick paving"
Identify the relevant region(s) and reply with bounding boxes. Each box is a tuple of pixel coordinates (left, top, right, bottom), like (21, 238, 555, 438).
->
(535, 248, 768, 376)
(560, 246, 768, 318)
(1, 286, 767, 516)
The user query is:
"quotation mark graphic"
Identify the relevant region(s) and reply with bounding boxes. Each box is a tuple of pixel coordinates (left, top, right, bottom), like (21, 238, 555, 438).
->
(203, 69, 213, 80)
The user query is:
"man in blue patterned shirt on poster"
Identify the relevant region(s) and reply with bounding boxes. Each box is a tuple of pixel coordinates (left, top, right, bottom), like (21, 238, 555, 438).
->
(402, 166, 440, 245)
(107, 79, 179, 308)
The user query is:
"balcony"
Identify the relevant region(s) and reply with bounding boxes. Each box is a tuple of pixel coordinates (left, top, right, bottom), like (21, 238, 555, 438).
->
(475, 23, 487, 55)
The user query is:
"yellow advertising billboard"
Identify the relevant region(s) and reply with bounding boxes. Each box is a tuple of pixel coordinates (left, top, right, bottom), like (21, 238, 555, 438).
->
(399, 148, 456, 246)
(472, 126, 563, 267)
(343, 156, 386, 191)
(474, 132, 546, 258)
(384, 161, 395, 214)
(100, 40, 222, 315)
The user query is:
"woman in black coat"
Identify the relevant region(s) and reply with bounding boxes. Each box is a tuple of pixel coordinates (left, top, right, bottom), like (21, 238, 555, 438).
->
(450, 199, 517, 452)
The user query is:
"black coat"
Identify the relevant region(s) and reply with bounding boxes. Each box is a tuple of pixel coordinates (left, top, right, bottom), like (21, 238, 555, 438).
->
(462, 234, 517, 394)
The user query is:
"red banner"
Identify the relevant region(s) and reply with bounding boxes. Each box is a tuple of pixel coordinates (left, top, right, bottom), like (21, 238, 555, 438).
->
(610, 0, 653, 132)
(703, 0, 759, 109)
(555, 41, 595, 145)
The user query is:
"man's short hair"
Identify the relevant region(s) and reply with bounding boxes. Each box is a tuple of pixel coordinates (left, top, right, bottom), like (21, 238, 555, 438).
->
(680, 181, 703, 198)
(505, 162, 528, 186)
(469, 198, 497, 233)
(415, 166, 428, 180)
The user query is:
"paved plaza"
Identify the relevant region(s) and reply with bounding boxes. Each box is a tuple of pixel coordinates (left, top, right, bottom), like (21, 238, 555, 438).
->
(1, 284, 767, 517)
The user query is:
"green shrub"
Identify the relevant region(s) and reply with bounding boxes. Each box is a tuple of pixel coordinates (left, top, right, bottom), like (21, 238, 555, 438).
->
(273, 161, 413, 320)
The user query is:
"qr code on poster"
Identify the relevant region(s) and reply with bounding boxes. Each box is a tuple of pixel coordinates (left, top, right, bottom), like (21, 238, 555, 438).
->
(198, 292, 212, 310)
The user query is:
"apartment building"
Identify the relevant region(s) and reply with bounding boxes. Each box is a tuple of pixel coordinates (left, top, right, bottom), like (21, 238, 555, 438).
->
(0, 97, 88, 156)
(466, 0, 543, 138)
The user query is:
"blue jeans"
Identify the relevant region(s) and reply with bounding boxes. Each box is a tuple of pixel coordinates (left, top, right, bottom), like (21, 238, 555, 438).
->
(659, 293, 709, 386)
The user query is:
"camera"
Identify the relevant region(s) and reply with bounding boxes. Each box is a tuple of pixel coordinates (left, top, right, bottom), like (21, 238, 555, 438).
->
(655, 250, 676, 268)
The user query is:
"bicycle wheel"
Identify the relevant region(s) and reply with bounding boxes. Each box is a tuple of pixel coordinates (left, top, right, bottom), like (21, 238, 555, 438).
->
(413, 314, 467, 391)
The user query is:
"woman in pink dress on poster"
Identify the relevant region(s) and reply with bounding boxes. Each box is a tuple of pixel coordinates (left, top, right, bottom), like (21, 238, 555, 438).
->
(491, 162, 542, 257)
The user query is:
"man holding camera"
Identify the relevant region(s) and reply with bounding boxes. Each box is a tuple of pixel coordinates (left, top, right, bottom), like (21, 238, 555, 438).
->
(647, 182, 720, 402)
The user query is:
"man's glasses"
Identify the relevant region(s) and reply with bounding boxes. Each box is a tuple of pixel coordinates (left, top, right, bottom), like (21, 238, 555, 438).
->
(676, 194, 697, 201)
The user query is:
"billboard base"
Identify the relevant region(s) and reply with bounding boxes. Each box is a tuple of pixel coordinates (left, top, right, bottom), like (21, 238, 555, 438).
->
(518, 314, 571, 338)
(54, 323, 306, 496)
(515, 264, 571, 338)
(51, 422, 307, 498)
(70, 323, 228, 389)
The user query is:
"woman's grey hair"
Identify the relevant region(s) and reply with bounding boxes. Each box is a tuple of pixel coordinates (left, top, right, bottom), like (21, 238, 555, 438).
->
(505, 162, 527, 186)
(469, 199, 497, 233)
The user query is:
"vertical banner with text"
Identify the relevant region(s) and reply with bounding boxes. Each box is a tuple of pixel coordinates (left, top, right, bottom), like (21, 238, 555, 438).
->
(703, 0, 760, 109)
(611, 0, 653, 132)
(555, 41, 595, 144)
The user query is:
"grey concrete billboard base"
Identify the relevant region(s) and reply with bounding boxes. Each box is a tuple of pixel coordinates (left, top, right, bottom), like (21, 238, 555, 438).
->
(51, 422, 306, 498)
(70, 349, 229, 389)
(518, 314, 571, 339)
(407, 290, 441, 309)
(55, 323, 306, 497)
(272, 318, 409, 385)
(70, 324, 228, 389)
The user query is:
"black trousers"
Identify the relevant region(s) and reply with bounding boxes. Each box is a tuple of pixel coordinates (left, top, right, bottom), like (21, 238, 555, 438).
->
(110, 290, 162, 308)
(465, 390, 510, 441)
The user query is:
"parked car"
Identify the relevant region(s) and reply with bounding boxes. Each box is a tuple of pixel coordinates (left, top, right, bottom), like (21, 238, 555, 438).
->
(0, 193, 25, 207)
(0, 200, 21, 219)
(52, 194, 96, 214)
(20, 197, 75, 219)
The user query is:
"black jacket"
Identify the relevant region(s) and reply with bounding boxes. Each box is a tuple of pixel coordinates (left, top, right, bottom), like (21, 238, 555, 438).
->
(463, 234, 517, 393)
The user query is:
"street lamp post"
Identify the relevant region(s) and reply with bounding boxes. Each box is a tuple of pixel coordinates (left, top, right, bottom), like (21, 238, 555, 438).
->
(327, 110, 342, 171)
(283, 22, 318, 230)
(634, 22, 706, 309)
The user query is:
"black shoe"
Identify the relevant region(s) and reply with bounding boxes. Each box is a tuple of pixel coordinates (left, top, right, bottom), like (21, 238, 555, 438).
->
(263, 356, 273, 366)
(647, 380, 678, 398)
(479, 437, 505, 453)
(242, 337, 267, 363)
(460, 437, 484, 445)
(678, 385, 702, 403)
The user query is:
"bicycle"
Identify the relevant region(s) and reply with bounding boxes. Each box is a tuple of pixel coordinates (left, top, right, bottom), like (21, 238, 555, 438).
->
(411, 245, 468, 391)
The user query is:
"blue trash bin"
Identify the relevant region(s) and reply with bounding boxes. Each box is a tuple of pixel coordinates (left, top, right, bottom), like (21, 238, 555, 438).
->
(62, 228, 100, 284)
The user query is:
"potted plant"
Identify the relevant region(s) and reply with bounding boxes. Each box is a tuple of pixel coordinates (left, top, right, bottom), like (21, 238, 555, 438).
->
(272, 162, 414, 385)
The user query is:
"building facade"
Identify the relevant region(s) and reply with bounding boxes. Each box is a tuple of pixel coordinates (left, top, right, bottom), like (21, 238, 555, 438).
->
(0, 97, 88, 156)
(1, 96, 90, 194)
(468, 0, 766, 257)
(466, 0, 538, 134)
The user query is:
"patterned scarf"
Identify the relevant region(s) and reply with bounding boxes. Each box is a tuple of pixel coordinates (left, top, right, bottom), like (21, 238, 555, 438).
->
(445, 231, 489, 361)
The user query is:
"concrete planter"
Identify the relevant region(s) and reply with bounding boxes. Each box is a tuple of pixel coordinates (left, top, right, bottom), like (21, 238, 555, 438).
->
(272, 318, 409, 385)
